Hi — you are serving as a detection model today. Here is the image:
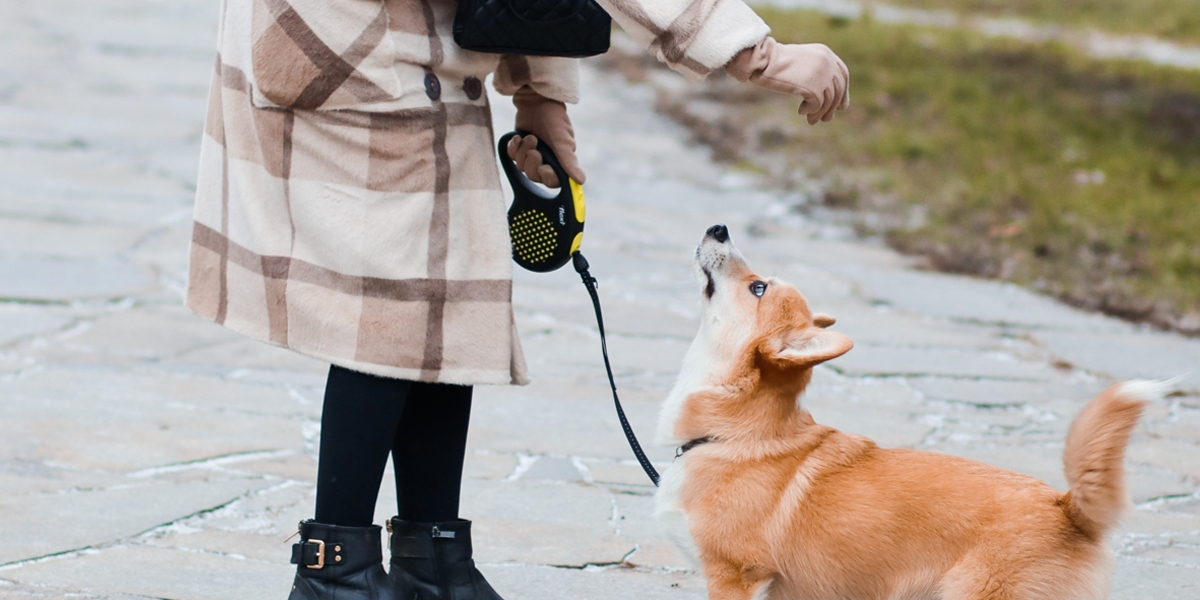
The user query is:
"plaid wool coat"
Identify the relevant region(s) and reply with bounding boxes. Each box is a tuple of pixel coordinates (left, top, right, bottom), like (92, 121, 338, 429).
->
(187, 0, 769, 385)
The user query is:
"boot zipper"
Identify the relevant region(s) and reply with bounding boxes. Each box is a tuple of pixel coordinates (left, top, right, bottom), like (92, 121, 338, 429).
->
(432, 525, 448, 598)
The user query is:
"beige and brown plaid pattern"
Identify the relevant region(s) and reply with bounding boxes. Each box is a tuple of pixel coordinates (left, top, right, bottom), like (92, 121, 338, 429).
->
(595, 0, 770, 80)
(188, 0, 766, 384)
(186, 0, 593, 385)
(250, 0, 396, 110)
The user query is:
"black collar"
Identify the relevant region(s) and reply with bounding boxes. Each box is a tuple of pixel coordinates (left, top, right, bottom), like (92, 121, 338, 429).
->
(676, 436, 713, 458)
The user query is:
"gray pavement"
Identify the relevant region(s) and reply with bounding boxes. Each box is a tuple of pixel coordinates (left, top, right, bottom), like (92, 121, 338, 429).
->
(0, 1, 1197, 598)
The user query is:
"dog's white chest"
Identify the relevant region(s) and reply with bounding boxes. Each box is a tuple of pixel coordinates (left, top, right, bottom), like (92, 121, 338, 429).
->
(654, 457, 702, 567)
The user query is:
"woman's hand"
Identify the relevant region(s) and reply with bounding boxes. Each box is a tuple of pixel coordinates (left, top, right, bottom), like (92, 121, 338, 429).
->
(726, 37, 849, 125)
(507, 86, 585, 188)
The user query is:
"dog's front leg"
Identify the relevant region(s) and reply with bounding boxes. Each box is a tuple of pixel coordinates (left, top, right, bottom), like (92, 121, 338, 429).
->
(703, 561, 775, 600)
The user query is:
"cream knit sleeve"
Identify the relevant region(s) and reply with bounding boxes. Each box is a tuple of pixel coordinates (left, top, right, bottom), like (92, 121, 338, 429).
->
(595, 0, 770, 80)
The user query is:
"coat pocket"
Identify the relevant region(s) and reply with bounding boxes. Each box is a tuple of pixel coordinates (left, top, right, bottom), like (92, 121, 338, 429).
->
(250, 0, 402, 110)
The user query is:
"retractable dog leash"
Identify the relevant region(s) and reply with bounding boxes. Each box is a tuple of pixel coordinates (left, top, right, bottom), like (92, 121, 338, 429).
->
(499, 131, 661, 487)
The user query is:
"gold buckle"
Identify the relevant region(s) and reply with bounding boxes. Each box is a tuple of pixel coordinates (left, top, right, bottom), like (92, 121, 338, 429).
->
(306, 539, 326, 570)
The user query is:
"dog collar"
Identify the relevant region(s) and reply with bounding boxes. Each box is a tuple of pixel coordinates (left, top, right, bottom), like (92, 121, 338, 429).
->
(676, 436, 713, 458)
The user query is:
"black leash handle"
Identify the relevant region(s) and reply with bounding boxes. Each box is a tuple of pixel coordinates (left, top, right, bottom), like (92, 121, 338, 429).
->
(573, 253, 661, 487)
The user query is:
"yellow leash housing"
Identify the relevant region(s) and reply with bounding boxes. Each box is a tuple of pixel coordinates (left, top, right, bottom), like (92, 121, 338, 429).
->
(500, 132, 587, 273)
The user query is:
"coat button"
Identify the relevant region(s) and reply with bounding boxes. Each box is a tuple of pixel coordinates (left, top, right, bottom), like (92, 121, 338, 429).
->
(463, 76, 482, 101)
(424, 73, 441, 101)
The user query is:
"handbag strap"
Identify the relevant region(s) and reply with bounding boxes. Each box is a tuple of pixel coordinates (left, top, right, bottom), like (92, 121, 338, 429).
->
(572, 253, 662, 487)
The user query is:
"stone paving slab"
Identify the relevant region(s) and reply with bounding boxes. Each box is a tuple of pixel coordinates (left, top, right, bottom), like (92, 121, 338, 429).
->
(6, 544, 293, 600)
(481, 565, 705, 600)
(0, 1, 1197, 598)
(0, 478, 276, 565)
(0, 258, 154, 301)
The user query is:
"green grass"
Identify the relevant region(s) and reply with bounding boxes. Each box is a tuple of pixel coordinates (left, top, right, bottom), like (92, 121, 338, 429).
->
(869, 0, 1200, 45)
(753, 8, 1200, 326)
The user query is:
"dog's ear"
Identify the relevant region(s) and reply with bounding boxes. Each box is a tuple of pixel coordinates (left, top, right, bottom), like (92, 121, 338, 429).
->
(812, 313, 836, 328)
(767, 327, 853, 369)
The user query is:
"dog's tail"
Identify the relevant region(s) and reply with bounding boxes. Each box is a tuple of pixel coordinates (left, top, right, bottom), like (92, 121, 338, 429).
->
(1062, 380, 1171, 536)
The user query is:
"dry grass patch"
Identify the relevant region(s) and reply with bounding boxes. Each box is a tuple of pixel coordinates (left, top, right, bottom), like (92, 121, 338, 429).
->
(602, 11, 1200, 333)
(759, 10, 1200, 332)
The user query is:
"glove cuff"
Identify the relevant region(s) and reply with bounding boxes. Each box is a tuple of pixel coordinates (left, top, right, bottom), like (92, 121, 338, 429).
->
(512, 86, 564, 120)
(510, 86, 584, 184)
(724, 37, 776, 82)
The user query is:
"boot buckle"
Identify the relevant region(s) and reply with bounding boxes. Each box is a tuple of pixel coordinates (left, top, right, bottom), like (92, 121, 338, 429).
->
(306, 539, 326, 569)
(431, 526, 456, 539)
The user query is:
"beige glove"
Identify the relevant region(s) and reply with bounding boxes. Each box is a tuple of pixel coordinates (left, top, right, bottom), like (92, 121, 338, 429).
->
(506, 86, 585, 188)
(726, 37, 850, 125)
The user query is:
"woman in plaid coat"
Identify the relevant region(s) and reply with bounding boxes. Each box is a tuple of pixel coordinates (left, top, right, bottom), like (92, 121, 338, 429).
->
(186, 0, 848, 597)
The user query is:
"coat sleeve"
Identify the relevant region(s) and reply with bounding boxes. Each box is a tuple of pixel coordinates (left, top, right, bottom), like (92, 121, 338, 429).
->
(594, 0, 770, 80)
(494, 56, 581, 104)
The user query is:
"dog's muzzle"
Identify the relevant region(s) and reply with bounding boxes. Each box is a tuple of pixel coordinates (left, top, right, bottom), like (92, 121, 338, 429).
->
(696, 224, 737, 299)
(696, 224, 736, 271)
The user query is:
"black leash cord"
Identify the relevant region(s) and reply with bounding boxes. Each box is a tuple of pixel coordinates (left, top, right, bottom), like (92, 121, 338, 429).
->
(572, 253, 662, 487)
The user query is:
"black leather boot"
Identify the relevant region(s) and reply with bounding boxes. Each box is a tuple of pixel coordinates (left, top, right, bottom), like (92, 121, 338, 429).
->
(288, 520, 396, 600)
(387, 518, 504, 600)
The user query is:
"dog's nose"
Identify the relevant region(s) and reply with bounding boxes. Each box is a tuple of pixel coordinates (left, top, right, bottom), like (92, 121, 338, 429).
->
(706, 224, 729, 243)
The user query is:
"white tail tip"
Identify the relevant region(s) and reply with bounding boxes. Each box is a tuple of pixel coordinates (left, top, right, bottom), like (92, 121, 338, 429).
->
(1117, 376, 1186, 402)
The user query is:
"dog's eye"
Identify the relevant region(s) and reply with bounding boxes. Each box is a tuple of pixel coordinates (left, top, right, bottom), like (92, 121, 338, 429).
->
(750, 281, 767, 297)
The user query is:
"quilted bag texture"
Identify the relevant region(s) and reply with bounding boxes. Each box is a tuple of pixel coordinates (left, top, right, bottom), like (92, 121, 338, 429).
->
(453, 0, 611, 57)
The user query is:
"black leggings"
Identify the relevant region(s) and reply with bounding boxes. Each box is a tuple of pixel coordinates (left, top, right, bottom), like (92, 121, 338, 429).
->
(314, 365, 473, 527)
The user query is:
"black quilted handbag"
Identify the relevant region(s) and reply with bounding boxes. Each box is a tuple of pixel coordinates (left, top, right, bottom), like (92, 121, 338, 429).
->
(453, 0, 611, 57)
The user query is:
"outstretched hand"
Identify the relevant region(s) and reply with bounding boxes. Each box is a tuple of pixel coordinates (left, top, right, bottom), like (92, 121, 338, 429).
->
(726, 37, 850, 125)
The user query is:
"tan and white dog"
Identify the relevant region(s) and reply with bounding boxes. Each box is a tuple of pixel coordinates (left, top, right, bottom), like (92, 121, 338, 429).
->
(654, 224, 1164, 600)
